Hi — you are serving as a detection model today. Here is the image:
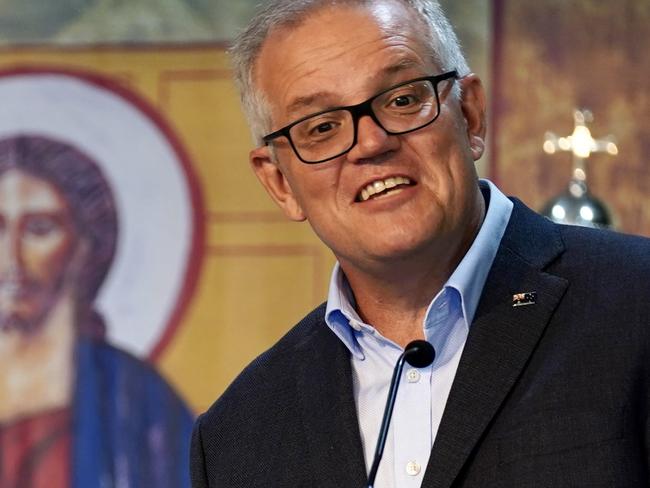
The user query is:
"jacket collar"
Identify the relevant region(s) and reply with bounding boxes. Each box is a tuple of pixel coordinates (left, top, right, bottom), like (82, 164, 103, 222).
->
(293, 312, 368, 487)
(422, 199, 568, 487)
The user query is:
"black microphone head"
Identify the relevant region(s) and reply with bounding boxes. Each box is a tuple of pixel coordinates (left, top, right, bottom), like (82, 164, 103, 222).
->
(404, 340, 435, 368)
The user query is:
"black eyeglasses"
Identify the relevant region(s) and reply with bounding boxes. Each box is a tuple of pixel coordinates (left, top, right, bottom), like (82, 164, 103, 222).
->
(262, 70, 458, 164)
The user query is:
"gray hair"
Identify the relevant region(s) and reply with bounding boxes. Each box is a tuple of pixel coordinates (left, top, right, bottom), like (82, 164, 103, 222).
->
(229, 0, 470, 147)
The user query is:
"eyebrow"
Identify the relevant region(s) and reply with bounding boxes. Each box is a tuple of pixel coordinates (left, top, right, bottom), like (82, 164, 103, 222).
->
(383, 58, 422, 75)
(286, 91, 336, 116)
(284, 59, 425, 116)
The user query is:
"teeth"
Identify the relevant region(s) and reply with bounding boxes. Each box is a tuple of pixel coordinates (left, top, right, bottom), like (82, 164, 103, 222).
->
(359, 176, 412, 201)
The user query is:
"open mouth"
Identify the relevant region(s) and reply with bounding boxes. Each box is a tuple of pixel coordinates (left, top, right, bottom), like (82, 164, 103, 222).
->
(356, 176, 414, 202)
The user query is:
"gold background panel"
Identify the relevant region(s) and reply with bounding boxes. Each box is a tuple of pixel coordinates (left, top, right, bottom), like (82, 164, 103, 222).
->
(0, 44, 334, 412)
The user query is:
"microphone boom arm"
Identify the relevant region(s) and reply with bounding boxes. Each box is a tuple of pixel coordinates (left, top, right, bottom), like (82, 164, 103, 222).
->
(365, 340, 436, 488)
(366, 353, 407, 487)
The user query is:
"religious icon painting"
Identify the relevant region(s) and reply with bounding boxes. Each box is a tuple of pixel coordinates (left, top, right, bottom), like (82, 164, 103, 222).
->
(0, 68, 203, 487)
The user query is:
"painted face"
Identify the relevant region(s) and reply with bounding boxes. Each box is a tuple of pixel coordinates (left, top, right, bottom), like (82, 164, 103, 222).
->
(0, 169, 78, 333)
(251, 0, 487, 277)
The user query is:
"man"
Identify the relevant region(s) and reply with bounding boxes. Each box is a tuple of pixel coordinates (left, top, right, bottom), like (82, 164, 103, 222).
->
(0, 134, 193, 487)
(191, 0, 650, 486)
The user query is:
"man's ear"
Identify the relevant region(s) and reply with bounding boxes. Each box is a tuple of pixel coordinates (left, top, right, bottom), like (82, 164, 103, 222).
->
(459, 73, 487, 161)
(250, 146, 306, 221)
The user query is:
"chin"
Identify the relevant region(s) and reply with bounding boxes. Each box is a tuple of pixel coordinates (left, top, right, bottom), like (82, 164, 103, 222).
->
(0, 311, 42, 334)
(384, 220, 444, 248)
(363, 236, 437, 264)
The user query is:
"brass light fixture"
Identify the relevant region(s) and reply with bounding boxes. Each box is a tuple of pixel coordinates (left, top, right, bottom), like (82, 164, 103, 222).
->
(541, 109, 618, 228)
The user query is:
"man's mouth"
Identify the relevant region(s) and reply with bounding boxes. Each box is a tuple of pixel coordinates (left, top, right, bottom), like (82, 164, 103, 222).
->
(357, 176, 413, 202)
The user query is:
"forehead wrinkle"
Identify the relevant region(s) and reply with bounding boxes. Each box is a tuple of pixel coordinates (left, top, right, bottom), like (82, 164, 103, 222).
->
(280, 33, 380, 90)
(259, 3, 434, 125)
(285, 58, 425, 115)
(281, 42, 428, 117)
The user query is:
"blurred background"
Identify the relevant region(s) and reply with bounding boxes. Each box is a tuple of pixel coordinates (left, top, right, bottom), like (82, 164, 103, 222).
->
(0, 0, 647, 484)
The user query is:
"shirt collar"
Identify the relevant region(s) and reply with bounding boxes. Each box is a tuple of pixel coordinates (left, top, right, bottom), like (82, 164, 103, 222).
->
(444, 179, 513, 326)
(325, 263, 366, 359)
(325, 179, 513, 356)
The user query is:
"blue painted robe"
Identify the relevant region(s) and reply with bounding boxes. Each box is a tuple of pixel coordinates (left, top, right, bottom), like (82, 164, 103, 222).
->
(72, 338, 193, 487)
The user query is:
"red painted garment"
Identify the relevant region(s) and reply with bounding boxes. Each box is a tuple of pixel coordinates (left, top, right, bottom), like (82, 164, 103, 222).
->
(0, 408, 72, 488)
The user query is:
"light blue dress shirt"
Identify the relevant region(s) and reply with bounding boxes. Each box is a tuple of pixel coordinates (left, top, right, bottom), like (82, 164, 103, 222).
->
(325, 180, 513, 487)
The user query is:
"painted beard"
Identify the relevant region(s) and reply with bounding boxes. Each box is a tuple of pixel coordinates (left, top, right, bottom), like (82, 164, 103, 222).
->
(0, 274, 62, 335)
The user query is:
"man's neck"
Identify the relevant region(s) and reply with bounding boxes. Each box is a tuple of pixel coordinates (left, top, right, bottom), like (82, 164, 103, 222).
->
(0, 292, 76, 424)
(339, 195, 486, 348)
(341, 254, 453, 347)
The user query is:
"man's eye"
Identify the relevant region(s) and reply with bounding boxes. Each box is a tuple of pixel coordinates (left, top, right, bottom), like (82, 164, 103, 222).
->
(313, 122, 334, 134)
(304, 120, 340, 139)
(24, 217, 60, 237)
(391, 94, 419, 107)
(295, 112, 346, 143)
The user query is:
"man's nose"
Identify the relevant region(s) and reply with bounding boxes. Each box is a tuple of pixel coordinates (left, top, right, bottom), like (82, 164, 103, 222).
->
(346, 115, 399, 163)
(0, 230, 24, 275)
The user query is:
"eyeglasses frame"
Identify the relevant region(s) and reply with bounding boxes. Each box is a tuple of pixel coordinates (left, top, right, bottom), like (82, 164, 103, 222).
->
(262, 70, 459, 164)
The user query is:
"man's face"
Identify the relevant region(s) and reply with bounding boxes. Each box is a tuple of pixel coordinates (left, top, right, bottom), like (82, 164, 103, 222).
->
(0, 169, 78, 333)
(251, 0, 487, 275)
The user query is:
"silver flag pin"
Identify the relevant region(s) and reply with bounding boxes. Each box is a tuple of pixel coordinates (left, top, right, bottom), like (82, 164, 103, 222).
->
(512, 291, 537, 307)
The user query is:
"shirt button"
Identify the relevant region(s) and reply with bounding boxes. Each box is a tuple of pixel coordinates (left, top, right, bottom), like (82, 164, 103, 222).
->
(406, 368, 420, 383)
(405, 461, 421, 476)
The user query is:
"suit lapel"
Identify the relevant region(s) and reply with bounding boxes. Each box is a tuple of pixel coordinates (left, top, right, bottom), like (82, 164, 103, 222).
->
(295, 321, 367, 487)
(422, 201, 569, 488)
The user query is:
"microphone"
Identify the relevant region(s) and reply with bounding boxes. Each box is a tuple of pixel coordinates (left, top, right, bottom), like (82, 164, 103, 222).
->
(366, 340, 436, 488)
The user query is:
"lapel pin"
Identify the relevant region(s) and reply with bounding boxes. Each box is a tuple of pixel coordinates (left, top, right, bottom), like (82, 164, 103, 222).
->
(512, 291, 537, 307)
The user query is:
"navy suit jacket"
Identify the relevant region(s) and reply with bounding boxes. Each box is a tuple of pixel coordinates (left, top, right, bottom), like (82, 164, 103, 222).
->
(191, 200, 650, 487)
